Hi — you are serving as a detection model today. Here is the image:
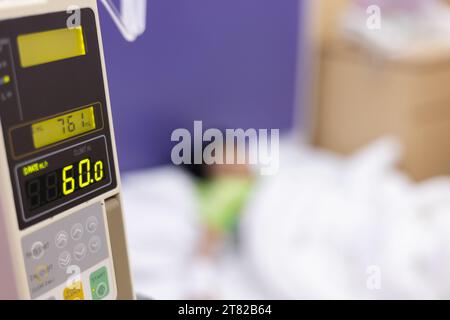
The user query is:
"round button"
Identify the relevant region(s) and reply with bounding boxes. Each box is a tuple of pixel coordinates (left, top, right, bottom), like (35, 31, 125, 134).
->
(58, 251, 71, 269)
(70, 223, 84, 241)
(73, 243, 87, 261)
(96, 282, 108, 298)
(31, 241, 44, 260)
(34, 264, 49, 285)
(55, 231, 69, 249)
(88, 236, 101, 253)
(86, 216, 98, 234)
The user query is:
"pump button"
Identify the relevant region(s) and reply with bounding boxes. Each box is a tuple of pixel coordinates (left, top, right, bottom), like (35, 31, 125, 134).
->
(90, 266, 110, 300)
(86, 216, 98, 233)
(58, 251, 71, 269)
(70, 223, 84, 241)
(88, 236, 101, 253)
(34, 264, 49, 285)
(73, 243, 87, 261)
(64, 281, 85, 300)
(55, 231, 68, 249)
(31, 241, 44, 260)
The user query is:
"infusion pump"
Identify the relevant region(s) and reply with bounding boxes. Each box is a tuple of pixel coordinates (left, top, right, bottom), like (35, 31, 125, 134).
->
(0, 0, 135, 299)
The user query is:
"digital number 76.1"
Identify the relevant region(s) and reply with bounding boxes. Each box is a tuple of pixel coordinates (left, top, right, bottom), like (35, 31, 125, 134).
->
(58, 115, 76, 134)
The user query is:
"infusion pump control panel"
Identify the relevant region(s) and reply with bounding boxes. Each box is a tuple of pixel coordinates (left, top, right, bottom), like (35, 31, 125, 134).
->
(0, 0, 134, 299)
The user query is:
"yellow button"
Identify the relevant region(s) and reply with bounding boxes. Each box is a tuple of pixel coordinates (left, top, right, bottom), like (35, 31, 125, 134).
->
(64, 281, 85, 300)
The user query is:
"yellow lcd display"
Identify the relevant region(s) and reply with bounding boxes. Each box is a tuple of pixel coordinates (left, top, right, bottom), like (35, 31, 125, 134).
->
(17, 27, 86, 68)
(32, 106, 96, 149)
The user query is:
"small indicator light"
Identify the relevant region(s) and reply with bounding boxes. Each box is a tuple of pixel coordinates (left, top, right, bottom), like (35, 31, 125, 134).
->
(1, 75, 10, 85)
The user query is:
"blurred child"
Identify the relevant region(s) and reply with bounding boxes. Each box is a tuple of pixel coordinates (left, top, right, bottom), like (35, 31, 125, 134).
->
(183, 140, 255, 298)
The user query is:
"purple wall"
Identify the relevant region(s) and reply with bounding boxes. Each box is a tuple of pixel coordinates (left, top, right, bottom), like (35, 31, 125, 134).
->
(99, 0, 301, 172)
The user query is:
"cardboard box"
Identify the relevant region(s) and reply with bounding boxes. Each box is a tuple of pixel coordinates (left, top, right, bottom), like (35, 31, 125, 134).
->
(313, 40, 450, 181)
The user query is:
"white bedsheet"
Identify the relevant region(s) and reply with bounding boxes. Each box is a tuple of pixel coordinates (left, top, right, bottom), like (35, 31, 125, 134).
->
(122, 137, 450, 299)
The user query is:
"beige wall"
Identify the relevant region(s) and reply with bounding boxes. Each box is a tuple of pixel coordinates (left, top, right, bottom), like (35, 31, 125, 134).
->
(309, 0, 350, 46)
(301, 0, 350, 141)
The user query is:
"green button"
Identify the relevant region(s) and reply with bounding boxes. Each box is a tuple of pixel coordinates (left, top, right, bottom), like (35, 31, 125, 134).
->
(90, 266, 110, 300)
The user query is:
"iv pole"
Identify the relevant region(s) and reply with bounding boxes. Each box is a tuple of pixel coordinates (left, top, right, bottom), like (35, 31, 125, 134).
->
(100, 0, 147, 42)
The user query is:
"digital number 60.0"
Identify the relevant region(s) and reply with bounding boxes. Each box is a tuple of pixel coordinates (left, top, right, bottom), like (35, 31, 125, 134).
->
(62, 159, 104, 196)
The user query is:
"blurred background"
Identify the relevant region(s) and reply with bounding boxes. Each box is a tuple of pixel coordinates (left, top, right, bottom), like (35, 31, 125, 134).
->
(99, 0, 450, 299)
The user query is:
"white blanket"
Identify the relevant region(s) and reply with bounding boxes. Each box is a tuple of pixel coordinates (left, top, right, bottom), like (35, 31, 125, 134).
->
(122, 137, 450, 299)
